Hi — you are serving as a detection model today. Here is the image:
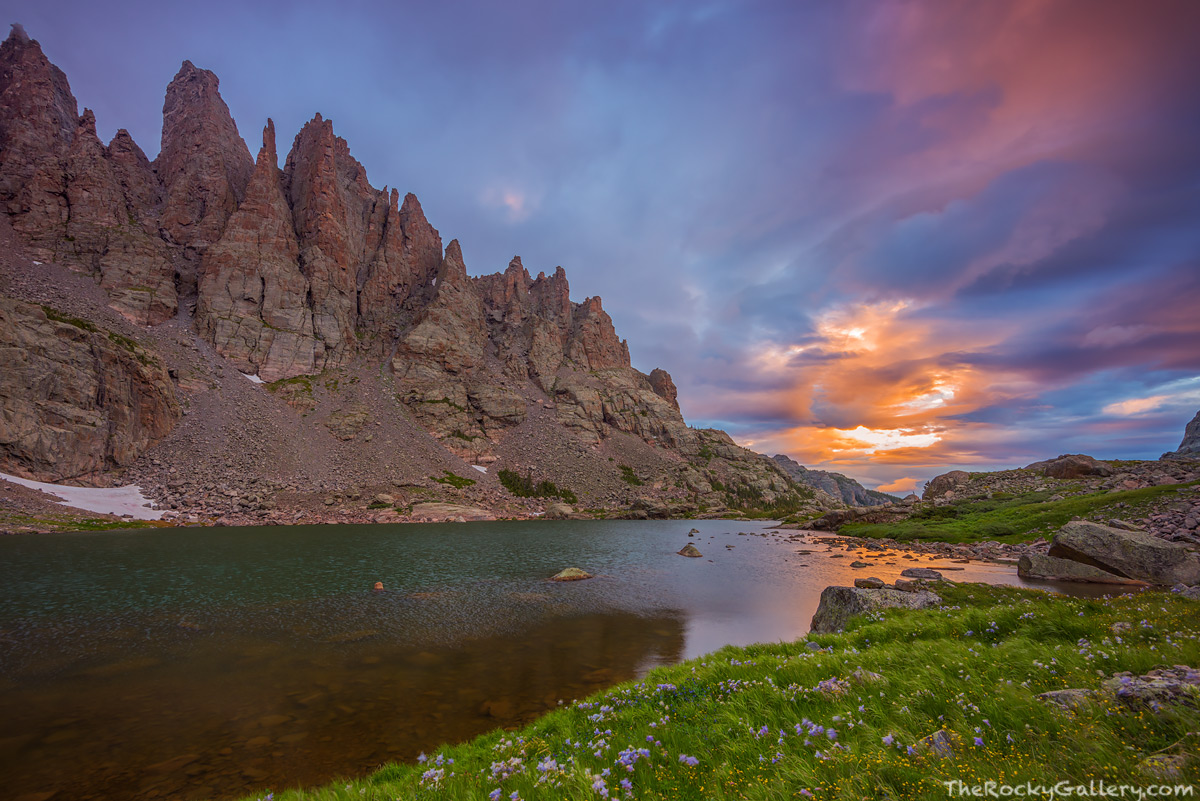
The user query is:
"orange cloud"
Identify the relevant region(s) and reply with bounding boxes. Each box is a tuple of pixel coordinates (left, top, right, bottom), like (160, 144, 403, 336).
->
(840, 0, 1195, 194)
(876, 477, 921, 495)
(730, 297, 1043, 487)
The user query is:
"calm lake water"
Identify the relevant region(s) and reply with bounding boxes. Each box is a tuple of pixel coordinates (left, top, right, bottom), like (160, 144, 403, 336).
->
(0, 519, 1082, 800)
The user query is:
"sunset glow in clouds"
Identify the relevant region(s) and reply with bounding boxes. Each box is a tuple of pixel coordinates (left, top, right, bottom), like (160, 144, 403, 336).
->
(19, 0, 1200, 491)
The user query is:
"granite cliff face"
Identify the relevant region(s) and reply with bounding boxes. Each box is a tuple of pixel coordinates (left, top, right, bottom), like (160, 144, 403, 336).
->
(0, 296, 178, 482)
(0, 26, 836, 522)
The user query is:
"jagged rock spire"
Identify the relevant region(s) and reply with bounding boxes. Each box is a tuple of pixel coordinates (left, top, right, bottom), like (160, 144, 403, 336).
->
(156, 59, 253, 299)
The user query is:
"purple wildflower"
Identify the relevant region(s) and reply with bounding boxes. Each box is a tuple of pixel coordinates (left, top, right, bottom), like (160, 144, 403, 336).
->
(489, 790, 502, 801)
(882, 734, 895, 746)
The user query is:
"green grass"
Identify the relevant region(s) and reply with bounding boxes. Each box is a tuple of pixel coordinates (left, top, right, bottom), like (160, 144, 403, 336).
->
(240, 584, 1200, 800)
(433, 470, 476, 489)
(497, 469, 578, 504)
(41, 305, 97, 332)
(0, 509, 169, 532)
(267, 376, 314, 395)
(421, 397, 468, 412)
(842, 480, 1200, 543)
(619, 465, 644, 486)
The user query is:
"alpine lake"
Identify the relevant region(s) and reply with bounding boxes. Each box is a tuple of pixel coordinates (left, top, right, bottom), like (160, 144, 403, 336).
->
(0, 519, 1103, 800)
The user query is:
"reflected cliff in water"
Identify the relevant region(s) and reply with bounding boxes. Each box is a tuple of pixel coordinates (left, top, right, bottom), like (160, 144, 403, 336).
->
(1, 603, 683, 801)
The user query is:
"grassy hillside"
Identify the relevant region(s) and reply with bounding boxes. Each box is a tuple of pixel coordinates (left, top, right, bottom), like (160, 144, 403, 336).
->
(841, 480, 1199, 544)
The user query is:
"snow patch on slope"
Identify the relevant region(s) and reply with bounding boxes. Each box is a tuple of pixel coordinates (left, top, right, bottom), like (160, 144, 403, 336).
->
(0, 472, 164, 520)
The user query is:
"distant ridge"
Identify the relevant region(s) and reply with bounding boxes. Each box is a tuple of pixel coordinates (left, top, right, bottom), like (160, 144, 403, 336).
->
(772, 454, 898, 507)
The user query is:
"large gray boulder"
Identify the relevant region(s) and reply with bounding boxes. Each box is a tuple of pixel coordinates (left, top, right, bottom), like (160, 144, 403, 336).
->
(810, 585, 941, 634)
(1017, 553, 1149, 585)
(1048, 521, 1200, 585)
(1026, 454, 1114, 479)
(922, 470, 970, 500)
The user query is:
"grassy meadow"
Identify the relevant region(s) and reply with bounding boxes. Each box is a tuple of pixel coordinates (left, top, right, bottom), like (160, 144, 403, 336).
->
(840, 480, 1199, 544)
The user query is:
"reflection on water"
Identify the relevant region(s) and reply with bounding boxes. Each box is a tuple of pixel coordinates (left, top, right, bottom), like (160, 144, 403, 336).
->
(0, 520, 1099, 800)
(0, 606, 683, 801)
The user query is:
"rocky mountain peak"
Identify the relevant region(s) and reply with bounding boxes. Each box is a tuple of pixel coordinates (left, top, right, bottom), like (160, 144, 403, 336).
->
(195, 113, 317, 381)
(260, 117, 278, 163)
(77, 107, 97, 136)
(156, 57, 253, 299)
(105, 128, 161, 229)
(567, 295, 630, 369)
(1162, 409, 1200, 460)
(772, 453, 896, 507)
(648, 368, 680, 412)
(0, 22, 78, 205)
(441, 239, 468, 282)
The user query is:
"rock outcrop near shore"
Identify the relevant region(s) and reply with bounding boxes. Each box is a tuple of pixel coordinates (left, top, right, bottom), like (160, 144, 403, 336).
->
(1048, 520, 1200, 585)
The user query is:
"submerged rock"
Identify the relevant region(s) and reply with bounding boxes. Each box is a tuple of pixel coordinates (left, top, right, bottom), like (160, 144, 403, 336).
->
(550, 567, 593, 582)
(677, 543, 703, 558)
(809, 585, 941, 634)
(899, 567, 944, 580)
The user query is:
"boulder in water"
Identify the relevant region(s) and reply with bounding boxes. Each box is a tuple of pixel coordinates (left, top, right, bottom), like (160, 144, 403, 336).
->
(550, 567, 593, 581)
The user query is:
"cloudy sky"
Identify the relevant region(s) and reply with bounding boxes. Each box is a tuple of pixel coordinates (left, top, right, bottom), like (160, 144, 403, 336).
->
(11, 0, 1200, 492)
